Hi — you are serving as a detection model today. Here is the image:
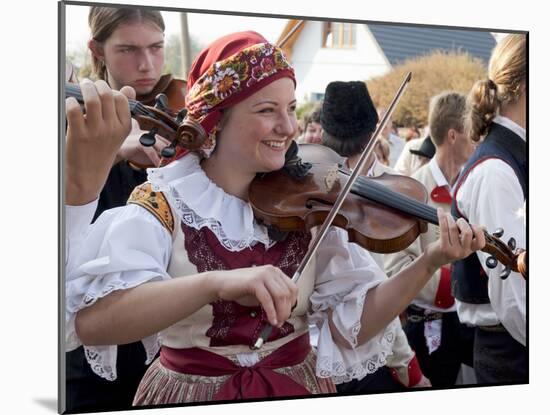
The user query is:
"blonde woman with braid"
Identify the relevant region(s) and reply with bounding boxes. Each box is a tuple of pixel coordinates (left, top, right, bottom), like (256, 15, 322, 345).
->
(451, 33, 527, 384)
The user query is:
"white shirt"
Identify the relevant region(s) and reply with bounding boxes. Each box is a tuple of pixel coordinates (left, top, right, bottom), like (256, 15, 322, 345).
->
(428, 157, 451, 191)
(388, 133, 406, 168)
(454, 115, 526, 345)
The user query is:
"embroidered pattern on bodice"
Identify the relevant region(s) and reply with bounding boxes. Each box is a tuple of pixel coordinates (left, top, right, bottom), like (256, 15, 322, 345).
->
(181, 223, 311, 347)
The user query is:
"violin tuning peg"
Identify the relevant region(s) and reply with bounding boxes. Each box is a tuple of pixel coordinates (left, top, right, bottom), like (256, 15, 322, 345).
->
(176, 108, 187, 124)
(486, 256, 498, 269)
(507, 237, 516, 250)
(154, 93, 169, 112)
(492, 228, 504, 238)
(500, 267, 512, 280)
(139, 128, 158, 147)
(160, 140, 177, 158)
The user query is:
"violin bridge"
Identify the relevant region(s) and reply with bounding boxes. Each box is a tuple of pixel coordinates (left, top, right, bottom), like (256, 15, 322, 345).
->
(324, 164, 339, 192)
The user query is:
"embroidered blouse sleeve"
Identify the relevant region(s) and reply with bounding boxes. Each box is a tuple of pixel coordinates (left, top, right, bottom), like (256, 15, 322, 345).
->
(308, 227, 400, 384)
(65, 204, 173, 381)
(456, 158, 526, 345)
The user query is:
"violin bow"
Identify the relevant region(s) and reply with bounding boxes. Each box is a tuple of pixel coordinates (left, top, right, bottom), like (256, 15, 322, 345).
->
(277, 20, 305, 48)
(252, 72, 413, 349)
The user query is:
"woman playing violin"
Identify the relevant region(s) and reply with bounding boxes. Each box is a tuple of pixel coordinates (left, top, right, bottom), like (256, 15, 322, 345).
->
(65, 30, 484, 406)
(451, 33, 527, 384)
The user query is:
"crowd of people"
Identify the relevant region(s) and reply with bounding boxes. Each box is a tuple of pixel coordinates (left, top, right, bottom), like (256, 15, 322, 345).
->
(64, 5, 526, 413)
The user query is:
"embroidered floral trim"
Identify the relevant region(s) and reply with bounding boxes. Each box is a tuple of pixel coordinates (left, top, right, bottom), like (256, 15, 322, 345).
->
(186, 42, 293, 116)
(182, 42, 294, 157)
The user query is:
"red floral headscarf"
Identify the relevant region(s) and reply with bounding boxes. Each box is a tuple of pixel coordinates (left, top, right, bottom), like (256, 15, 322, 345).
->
(166, 31, 295, 163)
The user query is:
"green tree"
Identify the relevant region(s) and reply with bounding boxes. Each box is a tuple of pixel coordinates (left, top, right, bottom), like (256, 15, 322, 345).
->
(66, 46, 93, 80)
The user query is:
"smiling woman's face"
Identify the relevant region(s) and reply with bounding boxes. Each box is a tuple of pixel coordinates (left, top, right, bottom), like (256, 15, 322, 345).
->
(214, 77, 298, 175)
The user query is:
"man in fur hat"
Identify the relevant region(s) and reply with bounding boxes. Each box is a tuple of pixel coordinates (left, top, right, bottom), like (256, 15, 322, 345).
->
(318, 80, 431, 392)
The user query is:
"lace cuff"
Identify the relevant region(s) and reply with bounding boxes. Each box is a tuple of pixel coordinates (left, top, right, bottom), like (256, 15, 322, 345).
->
(82, 335, 161, 381)
(310, 281, 398, 384)
(65, 204, 173, 380)
(65, 270, 168, 380)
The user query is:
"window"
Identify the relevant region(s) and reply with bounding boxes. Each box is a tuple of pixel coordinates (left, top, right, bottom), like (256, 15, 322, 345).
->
(310, 92, 325, 102)
(323, 22, 356, 48)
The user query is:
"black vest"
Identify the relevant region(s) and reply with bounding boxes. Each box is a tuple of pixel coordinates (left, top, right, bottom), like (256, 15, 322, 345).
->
(451, 123, 526, 303)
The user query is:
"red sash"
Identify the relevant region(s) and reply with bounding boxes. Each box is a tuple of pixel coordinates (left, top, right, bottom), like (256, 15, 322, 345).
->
(160, 334, 312, 400)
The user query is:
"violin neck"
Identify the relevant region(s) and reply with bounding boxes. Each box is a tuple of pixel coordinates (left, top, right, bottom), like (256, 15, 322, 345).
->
(351, 176, 441, 225)
(350, 174, 519, 273)
(64, 83, 150, 118)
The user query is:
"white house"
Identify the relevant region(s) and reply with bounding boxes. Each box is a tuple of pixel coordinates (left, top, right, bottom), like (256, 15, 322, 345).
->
(277, 20, 496, 104)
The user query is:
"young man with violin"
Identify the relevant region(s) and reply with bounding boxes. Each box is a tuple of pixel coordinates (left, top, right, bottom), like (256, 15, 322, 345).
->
(384, 91, 477, 387)
(64, 6, 186, 413)
(86, 5, 186, 220)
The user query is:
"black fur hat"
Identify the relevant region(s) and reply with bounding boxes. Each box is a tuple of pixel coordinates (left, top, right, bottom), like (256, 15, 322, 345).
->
(320, 81, 379, 139)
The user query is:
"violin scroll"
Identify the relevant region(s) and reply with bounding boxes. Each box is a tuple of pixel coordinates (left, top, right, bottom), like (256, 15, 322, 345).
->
(482, 231, 526, 280)
(517, 250, 527, 279)
(174, 116, 207, 150)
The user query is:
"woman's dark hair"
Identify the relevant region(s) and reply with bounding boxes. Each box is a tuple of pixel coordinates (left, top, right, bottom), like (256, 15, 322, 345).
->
(322, 130, 373, 158)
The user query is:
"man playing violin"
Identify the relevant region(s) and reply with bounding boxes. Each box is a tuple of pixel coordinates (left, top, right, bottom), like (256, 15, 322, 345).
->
(86, 5, 186, 219)
(385, 91, 477, 387)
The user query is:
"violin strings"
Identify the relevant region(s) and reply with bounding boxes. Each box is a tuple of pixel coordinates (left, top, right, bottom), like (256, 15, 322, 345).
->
(350, 176, 440, 224)
(361, 177, 440, 221)
(369, 179, 440, 222)
(350, 176, 499, 246)
(336, 166, 438, 223)
(367, 181, 440, 223)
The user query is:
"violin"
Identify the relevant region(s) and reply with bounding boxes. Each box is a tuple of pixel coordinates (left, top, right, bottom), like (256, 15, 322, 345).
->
(65, 82, 207, 158)
(133, 74, 187, 117)
(249, 142, 527, 280)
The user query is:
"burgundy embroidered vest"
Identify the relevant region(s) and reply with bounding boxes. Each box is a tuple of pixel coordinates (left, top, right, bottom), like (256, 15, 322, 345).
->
(180, 223, 311, 347)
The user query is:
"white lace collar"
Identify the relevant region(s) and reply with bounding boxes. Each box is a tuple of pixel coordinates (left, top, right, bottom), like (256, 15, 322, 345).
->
(146, 153, 273, 251)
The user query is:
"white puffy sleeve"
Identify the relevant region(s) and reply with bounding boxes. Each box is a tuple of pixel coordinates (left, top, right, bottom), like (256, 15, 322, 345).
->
(308, 227, 399, 384)
(456, 159, 526, 345)
(65, 204, 173, 380)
